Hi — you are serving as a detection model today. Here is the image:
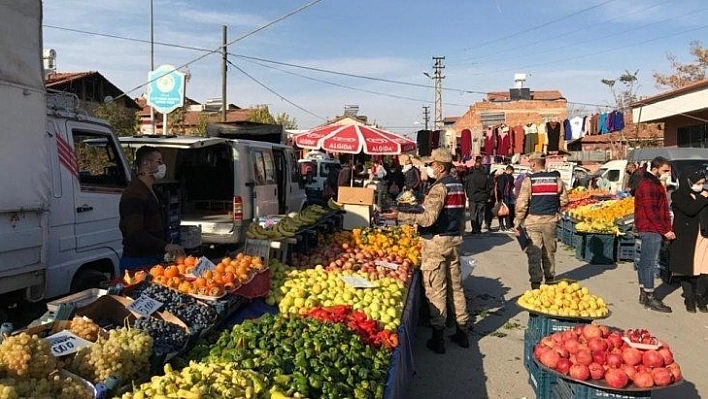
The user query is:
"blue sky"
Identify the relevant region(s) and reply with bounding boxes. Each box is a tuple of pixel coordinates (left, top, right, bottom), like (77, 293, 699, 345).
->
(43, 0, 708, 133)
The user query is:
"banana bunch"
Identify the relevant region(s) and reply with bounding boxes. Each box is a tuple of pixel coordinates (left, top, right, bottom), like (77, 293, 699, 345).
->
(246, 223, 281, 240)
(328, 197, 344, 210)
(246, 205, 330, 240)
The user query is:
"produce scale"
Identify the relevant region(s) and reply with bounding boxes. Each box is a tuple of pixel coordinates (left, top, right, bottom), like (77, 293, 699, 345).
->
(0, 203, 423, 399)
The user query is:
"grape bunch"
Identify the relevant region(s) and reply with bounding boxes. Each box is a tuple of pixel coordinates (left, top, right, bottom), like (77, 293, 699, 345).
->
(130, 283, 217, 330)
(0, 373, 93, 399)
(0, 333, 57, 379)
(132, 317, 188, 354)
(68, 316, 100, 342)
(70, 328, 152, 384)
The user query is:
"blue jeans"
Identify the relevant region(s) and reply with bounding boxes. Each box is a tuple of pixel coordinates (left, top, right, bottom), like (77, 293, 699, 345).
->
(637, 232, 662, 291)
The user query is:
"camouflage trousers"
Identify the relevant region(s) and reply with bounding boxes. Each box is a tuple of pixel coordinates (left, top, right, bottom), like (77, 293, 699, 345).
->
(420, 235, 469, 328)
(525, 222, 558, 284)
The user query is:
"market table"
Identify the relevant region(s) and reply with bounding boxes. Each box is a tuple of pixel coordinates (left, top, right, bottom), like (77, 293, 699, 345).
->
(218, 271, 422, 399)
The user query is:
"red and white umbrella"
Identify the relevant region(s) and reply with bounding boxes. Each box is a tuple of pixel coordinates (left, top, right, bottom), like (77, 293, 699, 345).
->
(293, 124, 416, 155)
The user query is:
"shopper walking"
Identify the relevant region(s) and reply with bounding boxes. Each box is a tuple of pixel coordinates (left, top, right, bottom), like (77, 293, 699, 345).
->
(464, 158, 490, 234)
(669, 168, 708, 312)
(495, 165, 516, 231)
(515, 154, 569, 289)
(400, 155, 422, 198)
(384, 148, 470, 354)
(634, 156, 675, 313)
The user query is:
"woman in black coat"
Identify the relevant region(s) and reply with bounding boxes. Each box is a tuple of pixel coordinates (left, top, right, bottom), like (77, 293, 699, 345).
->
(669, 168, 708, 312)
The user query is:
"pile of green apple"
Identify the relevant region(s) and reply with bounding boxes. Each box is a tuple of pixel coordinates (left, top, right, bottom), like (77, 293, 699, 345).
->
(277, 267, 405, 331)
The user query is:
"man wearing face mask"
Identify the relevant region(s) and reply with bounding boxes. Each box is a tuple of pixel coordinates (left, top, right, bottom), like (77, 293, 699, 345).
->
(383, 148, 469, 354)
(634, 156, 675, 313)
(119, 146, 184, 271)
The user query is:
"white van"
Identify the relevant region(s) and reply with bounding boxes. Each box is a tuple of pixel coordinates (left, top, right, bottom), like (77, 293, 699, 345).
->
(594, 160, 628, 194)
(120, 136, 307, 246)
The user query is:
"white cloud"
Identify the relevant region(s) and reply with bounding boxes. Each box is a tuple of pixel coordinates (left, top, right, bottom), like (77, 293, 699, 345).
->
(177, 9, 268, 27)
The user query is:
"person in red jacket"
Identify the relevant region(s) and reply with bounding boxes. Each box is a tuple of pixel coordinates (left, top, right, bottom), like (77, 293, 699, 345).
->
(634, 156, 675, 312)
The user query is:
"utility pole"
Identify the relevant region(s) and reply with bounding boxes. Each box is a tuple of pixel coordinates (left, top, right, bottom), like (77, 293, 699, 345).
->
(221, 25, 227, 122)
(422, 105, 430, 130)
(149, 0, 156, 135)
(431, 56, 445, 132)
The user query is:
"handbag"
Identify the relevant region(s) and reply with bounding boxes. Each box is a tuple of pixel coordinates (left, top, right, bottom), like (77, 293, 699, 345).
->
(492, 201, 509, 217)
(388, 181, 400, 195)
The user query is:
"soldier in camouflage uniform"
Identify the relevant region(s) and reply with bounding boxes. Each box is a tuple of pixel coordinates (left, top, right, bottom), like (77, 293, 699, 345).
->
(386, 148, 469, 354)
(515, 153, 569, 289)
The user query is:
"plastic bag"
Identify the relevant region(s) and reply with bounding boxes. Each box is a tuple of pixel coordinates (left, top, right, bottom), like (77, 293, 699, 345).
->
(459, 254, 477, 277)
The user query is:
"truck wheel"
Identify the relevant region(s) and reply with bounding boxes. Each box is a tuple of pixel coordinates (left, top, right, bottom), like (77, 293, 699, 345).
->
(70, 269, 108, 293)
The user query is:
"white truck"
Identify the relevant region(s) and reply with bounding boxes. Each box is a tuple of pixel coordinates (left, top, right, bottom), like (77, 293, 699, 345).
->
(0, 0, 131, 318)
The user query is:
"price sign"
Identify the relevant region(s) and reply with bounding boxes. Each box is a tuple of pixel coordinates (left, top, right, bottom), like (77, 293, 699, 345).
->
(341, 276, 377, 288)
(375, 260, 399, 270)
(126, 295, 163, 317)
(193, 256, 217, 277)
(243, 239, 271, 263)
(45, 330, 92, 357)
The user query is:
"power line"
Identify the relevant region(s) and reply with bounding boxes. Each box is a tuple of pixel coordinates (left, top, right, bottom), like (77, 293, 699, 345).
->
(108, 0, 324, 102)
(455, 0, 614, 53)
(448, 0, 674, 66)
(226, 59, 326, 121)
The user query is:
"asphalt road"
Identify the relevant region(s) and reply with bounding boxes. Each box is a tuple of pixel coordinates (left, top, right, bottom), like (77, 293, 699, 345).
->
(407, 230, 705, 399)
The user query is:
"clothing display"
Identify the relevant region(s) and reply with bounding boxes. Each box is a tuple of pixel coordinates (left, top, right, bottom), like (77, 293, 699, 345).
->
(546, 121, 561, 152)
(563, 119, 572, 141)
(483, 129, 496, 155)
(523, 123, 538, 154)
(417, 130, 431, 156)
(535, 123, 547, 153)
(430, 130, 441, 150)
(511, 125, 525, 155)
(497, 129, 511, 156)
(460, 129, 472, 159)
(569, 116, 584, 140)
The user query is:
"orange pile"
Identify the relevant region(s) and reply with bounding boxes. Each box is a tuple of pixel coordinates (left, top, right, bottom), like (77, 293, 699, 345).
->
(131, 254, 267, 298)
(352, 225, 421, 267)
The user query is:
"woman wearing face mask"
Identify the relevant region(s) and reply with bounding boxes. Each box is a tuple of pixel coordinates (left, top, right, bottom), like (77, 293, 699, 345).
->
(669, 168, 708, 312)
(119, 146, 184, 271)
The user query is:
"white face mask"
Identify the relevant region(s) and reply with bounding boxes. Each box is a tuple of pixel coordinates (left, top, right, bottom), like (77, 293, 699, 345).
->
(691, 183, 704, 193)
(426, 166, 436, 179)
(402, 164, 412, 173)
(154, 163, 167, 180)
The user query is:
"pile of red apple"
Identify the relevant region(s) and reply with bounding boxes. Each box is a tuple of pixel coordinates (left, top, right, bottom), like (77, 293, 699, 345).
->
(323, 245, 413, 284)
(534, 324, 681, 389)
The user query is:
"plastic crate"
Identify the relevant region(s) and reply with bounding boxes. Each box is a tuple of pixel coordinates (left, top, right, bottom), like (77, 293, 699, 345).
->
(615, 242, 635, 262)
(554, 377, 650, 399)
(574, 234, 585, 259)
(557, 224, 564, 240)
(527, 314, 589, 340)
(581, 234, 616, 265)
(527, 354, 558, 399)
(615, 233, 635, 247)
(562, 229, 574, 246)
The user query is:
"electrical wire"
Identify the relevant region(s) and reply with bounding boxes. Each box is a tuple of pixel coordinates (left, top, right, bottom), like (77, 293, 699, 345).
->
(107, 0, 324, 102)
(226, 59, 326, 121)
(455, 0, 614, 53)
(448, 0, 676, 66)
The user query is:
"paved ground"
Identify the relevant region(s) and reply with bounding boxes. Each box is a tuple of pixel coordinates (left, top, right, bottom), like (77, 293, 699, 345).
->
(407, 229, 706, 399)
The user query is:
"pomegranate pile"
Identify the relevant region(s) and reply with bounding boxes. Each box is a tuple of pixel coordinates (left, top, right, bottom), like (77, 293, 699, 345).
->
(533, 324, 681, 389)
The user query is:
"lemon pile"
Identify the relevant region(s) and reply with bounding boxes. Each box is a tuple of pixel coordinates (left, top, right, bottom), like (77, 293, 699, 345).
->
(518, 281, 609, 318)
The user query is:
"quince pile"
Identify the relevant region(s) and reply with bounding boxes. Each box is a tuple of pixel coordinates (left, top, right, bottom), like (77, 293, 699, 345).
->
(518, 281, 609, 318)
(569, 197, 634, 234)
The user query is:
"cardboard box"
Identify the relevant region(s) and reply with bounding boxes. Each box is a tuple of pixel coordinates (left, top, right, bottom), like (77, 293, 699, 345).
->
(338, 187, 375, 205)
(343, 204, 372, 230)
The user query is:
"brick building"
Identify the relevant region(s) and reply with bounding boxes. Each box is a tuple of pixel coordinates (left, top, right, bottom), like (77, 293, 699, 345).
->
(452, 89, 567, 157)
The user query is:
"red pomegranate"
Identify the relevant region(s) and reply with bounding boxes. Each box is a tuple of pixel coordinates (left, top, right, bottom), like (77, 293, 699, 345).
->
(588, 337, 608, 353)
(621, 365, 637, 380)
(651, 367, 673, 387)
(540, 350, 561, 369)
(606, 332, 624, 350)
(563, 339, 581, 355)
(604, 368, 629, 389)
(588, 362, 605, 380)
(556, 358, 572, 375)
(592, 351, 607, 365)
(642, 350, 665, 368)
(540, 337, 556, 348)
(658, 348, 674, 365)
(666, 363, 682, 381)
(621, 348, 643, 366)
(569, 364, 590, 381)
(534, 344, 551, 360)
(575, 349, 593, 366)
(633, 371, 655, 388)
(582, 324, 602, 340)
(561, 330, 577, 342)
(606, 353, 623, 368)
(554, 346, 570, 358)
(572, 324, 585, 337)
(551, 332, 564, 344)
(598, 324, 610, 338)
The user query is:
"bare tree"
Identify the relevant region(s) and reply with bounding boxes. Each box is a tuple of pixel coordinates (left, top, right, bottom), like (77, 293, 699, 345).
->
(653, 41, 708, 89)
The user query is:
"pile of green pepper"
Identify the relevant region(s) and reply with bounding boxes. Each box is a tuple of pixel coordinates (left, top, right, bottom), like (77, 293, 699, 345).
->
(197, 314, 391, 399)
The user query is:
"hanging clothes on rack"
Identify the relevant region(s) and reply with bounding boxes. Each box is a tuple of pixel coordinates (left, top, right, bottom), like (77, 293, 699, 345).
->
(535, 122, 547, 153)
(511, 125, 525, 155)
(590, 113, 599, 135)
(598, 113, 609, 134)
(497, 126, 511, 157)
(546, 121, 561, 152)
(523, 123, 538, 154)
(430, 130, 441, 149)
(472, 132, 482, 156)
(460, 129, 472, 159)
(483, 127, 496, 155)
(569, 116, 584, 140)
(417, 130, 431, 156)
(563, 119, 572, 141)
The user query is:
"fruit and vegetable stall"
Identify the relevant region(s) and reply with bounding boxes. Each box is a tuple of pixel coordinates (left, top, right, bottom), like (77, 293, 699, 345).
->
(0, 204, 423, 399)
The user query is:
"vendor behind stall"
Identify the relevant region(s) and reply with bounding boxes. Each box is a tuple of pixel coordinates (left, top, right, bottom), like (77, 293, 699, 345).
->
(119, 146, 184, 271)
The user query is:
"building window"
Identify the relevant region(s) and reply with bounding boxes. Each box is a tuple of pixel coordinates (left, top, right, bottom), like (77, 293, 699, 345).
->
(677, 123, 708, 148)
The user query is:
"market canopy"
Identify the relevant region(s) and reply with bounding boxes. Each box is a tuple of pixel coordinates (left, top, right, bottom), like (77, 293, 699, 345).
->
(293, 124, 416, 155)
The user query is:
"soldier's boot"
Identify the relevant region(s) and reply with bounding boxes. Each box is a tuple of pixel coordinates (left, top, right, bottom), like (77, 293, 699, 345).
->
(644, 292, 672, 313)
(450, 324, 470, 348)
(426, 327, 445, 354)
(696, 296, 708, 313)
